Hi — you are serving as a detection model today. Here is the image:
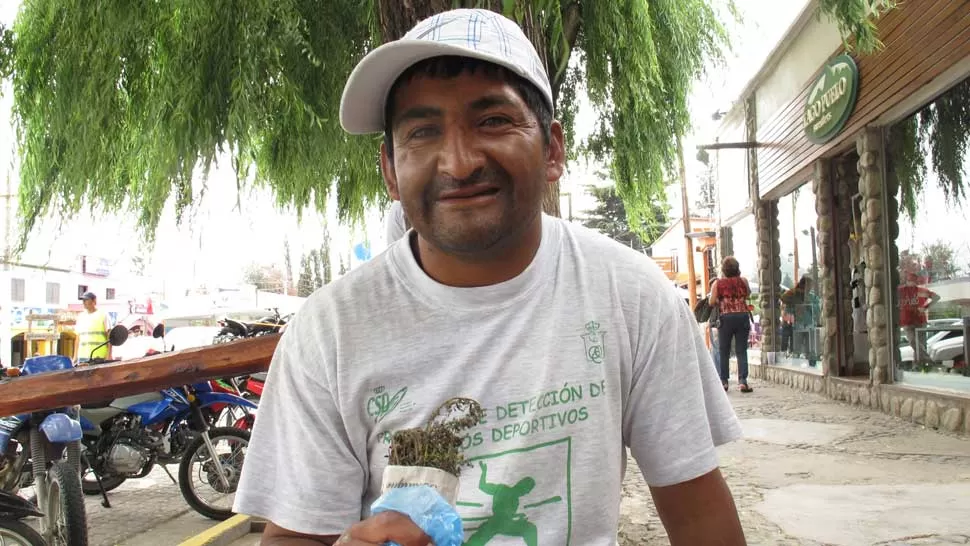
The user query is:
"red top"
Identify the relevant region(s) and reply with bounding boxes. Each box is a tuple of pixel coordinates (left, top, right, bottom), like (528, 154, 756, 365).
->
(898, 285, 933, 327)
(716, 277, 750, 315)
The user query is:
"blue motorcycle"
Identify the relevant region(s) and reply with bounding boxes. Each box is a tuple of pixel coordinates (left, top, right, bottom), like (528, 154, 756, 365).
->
(79, 324, 256, 520)
(0, 325, 130, 546)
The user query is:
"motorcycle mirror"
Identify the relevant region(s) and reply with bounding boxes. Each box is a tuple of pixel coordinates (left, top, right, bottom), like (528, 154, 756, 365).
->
(108, 325, 129, 347)
(152, 324, 165, 339)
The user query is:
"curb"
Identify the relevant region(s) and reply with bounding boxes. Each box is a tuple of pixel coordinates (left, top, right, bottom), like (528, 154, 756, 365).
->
(178, 514, 253, 546)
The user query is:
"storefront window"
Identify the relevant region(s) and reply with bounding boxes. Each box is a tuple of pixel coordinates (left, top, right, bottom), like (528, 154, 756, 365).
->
(886, 76, 970, 392)
(774, 184, 824, 373)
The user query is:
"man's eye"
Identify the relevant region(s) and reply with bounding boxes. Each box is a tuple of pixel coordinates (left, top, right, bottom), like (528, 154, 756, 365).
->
(481, 116, 511, 127)
(409, 127, 439, 139)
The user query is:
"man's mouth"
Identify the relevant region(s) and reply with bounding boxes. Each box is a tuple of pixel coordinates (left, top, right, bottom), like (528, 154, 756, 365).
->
(438, 184, 501, 201)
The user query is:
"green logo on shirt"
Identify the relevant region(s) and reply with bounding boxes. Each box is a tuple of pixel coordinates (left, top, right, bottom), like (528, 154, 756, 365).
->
(458, 437, 573, 545)
(581, 321, 606, 365)
(366, 386, 409, 423)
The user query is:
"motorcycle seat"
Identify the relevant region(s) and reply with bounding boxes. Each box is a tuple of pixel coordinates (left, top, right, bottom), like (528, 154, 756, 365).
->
(80, 400, 113, 409)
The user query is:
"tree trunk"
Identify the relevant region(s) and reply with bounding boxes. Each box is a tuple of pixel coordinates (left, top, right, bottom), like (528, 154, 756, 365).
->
(377, 0, 564, 218)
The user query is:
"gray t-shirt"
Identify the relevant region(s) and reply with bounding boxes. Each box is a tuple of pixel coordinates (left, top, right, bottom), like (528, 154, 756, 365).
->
(385, 200, 408, 243)
(233, 214, 742, 544)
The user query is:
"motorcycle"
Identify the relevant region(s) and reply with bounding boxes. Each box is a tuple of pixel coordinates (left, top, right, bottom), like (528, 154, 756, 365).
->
(0, 326, 129, 546)
(79, 324, 255, 520)
(212, 308, 288, 344)
(0, 489, 45, 546)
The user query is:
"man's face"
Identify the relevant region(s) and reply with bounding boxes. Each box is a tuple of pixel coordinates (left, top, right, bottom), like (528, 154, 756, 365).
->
(380, 68, 564, 255)
(83, 298, 95, 312)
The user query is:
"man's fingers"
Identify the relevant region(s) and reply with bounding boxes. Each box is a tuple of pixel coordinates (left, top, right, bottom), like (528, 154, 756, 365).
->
(346, 511, 431, 546)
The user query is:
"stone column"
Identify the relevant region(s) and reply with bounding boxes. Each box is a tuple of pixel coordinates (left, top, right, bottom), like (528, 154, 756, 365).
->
(857, 129, 891, 384)
(813, 159, 838, 376)
(756, 200, 781, 356)
(745, 94, 780, 362)
(834, 156, 858, 375)
(816, 156, 860, 377)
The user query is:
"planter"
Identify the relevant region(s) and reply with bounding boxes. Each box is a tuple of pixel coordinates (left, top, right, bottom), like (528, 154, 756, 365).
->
(380, 465, 460, 506)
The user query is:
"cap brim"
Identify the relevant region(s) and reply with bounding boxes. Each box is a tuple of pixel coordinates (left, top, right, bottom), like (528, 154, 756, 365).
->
(339, 40, 541, 135)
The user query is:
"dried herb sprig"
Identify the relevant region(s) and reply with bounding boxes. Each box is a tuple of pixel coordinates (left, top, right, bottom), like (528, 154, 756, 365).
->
(387, 397, 484, 477)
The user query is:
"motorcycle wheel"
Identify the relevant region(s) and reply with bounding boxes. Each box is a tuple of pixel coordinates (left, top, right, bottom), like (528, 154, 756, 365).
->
(178, 427, 249, 521)
(45, 461, 88, 546)
(0, 519, 46, 546)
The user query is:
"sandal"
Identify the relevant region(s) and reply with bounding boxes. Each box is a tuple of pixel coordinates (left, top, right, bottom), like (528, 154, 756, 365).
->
(722, 382, 729, 392)
(739, 383, 754, 393)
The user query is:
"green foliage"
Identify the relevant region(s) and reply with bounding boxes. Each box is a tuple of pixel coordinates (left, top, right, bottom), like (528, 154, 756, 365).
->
(297, 254, 315, 297)
(581, 183, 667, 251)
(817, 0, 896, 54)
(0, 0, 894, 251)
(888, 77, 970, 221)
(580, 0, 731, 237)
(387, 397, 484, 477)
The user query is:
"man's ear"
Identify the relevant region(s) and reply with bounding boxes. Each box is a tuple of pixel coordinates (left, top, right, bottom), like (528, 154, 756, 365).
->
(546, 120, 566, 183)
(380, 141, 400, 200)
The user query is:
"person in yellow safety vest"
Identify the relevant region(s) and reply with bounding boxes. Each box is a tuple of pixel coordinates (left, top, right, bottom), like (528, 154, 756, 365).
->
(74, 291, 111, 364)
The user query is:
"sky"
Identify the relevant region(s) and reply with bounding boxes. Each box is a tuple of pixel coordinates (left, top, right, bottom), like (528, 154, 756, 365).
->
(0, 0, 862, 294)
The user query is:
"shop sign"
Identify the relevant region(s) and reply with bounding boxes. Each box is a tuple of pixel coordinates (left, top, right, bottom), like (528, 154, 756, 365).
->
(803, 54, 859, 144)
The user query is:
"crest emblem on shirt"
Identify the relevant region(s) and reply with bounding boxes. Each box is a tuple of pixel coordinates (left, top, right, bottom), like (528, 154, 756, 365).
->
(366, 385, 410, 423)
(581, 321, 606, 365)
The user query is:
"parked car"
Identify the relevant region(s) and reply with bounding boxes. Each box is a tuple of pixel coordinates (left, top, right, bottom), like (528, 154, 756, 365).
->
(898, 319, 965, 370)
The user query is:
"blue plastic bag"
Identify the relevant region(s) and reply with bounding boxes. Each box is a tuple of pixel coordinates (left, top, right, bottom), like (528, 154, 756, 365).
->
(370, 485, 464, 546)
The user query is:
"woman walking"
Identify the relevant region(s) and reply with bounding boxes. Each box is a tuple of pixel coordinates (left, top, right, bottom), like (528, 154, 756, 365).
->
(709, 257, 754, 393)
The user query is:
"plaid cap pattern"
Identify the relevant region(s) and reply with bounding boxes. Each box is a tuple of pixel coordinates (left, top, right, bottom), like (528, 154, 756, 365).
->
(339, 8, 553, 135)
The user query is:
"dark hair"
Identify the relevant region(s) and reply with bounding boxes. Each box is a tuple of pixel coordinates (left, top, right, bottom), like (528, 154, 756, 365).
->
(797, 275, 813, 289)
(382, 56, 553, 160)
(721, 256, 741, 278)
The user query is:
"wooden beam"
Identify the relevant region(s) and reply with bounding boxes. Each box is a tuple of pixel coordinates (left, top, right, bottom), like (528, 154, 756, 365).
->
(0, 334, 280, 416)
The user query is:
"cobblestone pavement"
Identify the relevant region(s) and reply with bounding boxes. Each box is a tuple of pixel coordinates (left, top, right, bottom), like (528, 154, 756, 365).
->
(618, 380, 970, 546)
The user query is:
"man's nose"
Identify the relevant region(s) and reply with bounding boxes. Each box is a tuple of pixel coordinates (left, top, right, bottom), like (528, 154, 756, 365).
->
(437, 127, 486, 181)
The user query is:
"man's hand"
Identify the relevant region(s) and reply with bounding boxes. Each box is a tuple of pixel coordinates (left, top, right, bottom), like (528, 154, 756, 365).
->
(338, 512, 430, 546)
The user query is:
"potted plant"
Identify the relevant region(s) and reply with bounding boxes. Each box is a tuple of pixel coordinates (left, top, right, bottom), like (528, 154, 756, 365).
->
(380, 397, 484, 506)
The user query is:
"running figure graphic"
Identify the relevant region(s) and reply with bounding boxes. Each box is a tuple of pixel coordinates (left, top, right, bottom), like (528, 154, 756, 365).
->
(464, 461, 539, 545)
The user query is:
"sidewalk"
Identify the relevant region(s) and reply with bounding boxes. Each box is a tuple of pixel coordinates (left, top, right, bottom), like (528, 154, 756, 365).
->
(619, 380, 970, 545)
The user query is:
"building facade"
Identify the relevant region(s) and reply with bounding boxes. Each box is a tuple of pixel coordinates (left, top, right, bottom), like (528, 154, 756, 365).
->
(713, 0, 970, 433)
(1, 257, 157, 366)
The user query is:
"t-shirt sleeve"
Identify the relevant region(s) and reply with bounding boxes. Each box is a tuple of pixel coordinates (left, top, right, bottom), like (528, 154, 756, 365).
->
(385, 201, 407, 243)
(623, 278, 743, 488)
(232, 302, 365, 535)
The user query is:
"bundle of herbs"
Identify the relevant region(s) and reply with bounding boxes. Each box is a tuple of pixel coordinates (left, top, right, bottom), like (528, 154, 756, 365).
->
(386, 397, 484, 477)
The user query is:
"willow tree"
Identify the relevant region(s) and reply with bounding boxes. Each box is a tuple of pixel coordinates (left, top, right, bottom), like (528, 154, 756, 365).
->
(0, 1, 892, 249)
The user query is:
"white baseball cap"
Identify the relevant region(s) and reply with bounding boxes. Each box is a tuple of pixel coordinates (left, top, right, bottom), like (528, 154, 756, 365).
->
(339, 8, 553, 135)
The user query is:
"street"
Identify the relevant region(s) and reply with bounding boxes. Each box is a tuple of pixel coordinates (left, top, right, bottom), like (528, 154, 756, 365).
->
(18, 380, 970, 545)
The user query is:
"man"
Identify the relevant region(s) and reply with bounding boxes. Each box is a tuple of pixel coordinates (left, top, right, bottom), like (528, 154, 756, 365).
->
(233, 8, 745, 546)
(74, 291, 110, 364)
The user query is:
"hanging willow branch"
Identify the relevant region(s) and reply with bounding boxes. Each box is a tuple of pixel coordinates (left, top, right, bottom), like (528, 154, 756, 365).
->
(889, 77, 970, 222)
(817, 0, 896, 54)
(0, 0, 896, 250)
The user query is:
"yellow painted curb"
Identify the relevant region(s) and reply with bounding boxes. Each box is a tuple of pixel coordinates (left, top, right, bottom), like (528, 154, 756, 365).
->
(178, 514, 253, 546)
